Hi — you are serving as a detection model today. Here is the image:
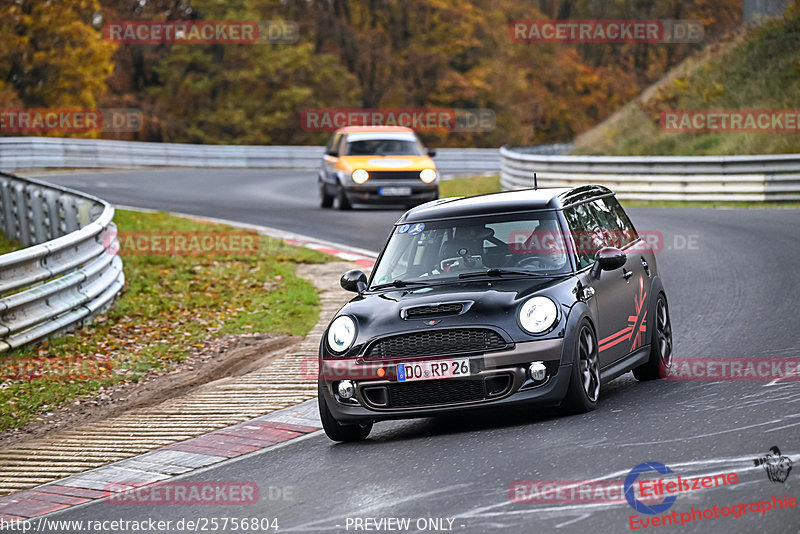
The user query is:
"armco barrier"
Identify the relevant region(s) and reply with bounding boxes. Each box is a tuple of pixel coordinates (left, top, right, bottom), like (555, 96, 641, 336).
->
(0, 137, 571, 175)
(0, 172, 123, 353)
(500, 146, 800, 202)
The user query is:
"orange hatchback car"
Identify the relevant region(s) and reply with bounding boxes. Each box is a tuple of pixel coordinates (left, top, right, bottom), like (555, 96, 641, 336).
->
(318, 126, 439, 210)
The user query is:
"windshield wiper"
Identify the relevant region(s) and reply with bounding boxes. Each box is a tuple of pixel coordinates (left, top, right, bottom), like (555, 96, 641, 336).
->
(458, 268, 570, 279)
(370, 279, 433, 290)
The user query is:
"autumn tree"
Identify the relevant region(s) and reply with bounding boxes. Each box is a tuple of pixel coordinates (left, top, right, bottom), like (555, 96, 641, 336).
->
(0, 0, 115, 112)
(96, 0, 749, 145)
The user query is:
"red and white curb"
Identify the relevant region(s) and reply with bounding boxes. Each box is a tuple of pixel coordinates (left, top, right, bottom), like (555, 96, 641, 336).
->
(0, 400, 321, 521)
(282, 239, 375, 269)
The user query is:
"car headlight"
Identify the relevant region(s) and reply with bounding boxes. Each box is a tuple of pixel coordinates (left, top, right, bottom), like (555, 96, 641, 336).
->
(352, 169, 369, 184)
(327, 316, 357, 353)
(419, 168, 437, 183)
(519, 296, 558, 334)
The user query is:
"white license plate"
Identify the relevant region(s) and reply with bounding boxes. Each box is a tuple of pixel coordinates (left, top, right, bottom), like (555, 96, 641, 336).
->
(379, 187, 412, 196)
(396, 358, 470, 382)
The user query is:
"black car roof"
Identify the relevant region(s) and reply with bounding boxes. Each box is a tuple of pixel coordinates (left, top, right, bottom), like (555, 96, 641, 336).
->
(397, 185, 615, 223)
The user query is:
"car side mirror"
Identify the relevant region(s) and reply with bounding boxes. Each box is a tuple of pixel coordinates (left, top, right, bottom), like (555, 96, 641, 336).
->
(591, 247, 626, 278)
(427, 148, 437, 158)
(340, 269, 368, 293)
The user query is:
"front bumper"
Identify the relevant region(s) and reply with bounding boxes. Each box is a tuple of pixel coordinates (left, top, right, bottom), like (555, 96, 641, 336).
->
(319, 338, 571, 424)
(342, 182, 438, 205)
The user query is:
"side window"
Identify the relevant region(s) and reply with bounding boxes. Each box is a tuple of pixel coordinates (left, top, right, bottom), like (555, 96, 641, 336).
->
(325, 134, 340, 156)
(586, 199, 623, 249)
(585, 198, 636, 249)
(562, 204, 604, 269)
(598, 197, 638, 247)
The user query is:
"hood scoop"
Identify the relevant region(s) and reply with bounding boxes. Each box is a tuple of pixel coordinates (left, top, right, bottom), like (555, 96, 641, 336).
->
(401, 302, 470, 320)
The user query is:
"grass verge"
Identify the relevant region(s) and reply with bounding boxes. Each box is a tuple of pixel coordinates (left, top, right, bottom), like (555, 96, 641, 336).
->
(440, 175, 501, 198)
(0, 210, 333, 431)
(0, 233, 21, 255)
(573, 7, 800, 156)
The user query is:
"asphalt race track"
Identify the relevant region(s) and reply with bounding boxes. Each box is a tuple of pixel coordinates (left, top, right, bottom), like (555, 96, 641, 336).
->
(25, 168, 800, 533)
(30, 168, 428, 252)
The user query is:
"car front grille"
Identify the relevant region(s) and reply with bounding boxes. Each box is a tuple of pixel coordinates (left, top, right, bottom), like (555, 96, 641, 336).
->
(404, 303, 463, 319)
(368, 171, 421, 180)
(387, 379, 486, 408)
(366, 328, 508, 358)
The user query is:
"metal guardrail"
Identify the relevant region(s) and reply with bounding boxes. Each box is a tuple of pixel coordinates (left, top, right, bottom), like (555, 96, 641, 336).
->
(500, 147, 800, 202)
(435, 144, 572, 173)
(0, 137, 324, 171)
(0, 137, 571, 175)
(0, 172, 124, 353)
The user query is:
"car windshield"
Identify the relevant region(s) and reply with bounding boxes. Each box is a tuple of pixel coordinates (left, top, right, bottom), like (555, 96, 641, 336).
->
(345, 138, 422, 156)
(370, 212, 573, 288)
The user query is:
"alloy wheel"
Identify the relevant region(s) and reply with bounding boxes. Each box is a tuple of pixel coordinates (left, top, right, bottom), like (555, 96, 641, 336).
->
(579, 325, 600, 402)
(656, 299, 673, 374)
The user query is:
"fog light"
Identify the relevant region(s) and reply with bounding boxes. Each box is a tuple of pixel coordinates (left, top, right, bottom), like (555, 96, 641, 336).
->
(528, 361, 547, 382)
(337, 380, 355, 399)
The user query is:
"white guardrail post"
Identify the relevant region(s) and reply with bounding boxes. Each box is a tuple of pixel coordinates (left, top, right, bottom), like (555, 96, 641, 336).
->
(500, 146, 800, 202)
(0, 172, 124, 353)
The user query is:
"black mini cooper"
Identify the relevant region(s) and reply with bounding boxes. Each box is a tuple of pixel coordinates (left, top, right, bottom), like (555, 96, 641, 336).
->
(318, 185, 673, 441)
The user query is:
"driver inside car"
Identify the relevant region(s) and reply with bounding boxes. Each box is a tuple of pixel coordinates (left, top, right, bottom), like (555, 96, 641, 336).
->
(437, 226, 491, 273)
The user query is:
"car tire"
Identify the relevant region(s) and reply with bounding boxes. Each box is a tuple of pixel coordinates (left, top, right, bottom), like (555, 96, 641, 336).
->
(318, 385, 372, 442)
(633, 294, 673, 381)
(336, 186, 352, 210)
(320, 182, 334, 208)
(561, 320, 599, 414)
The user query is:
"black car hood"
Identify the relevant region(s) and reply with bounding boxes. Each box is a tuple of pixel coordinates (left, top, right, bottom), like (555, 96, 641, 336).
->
(332, 276, 580, 355)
